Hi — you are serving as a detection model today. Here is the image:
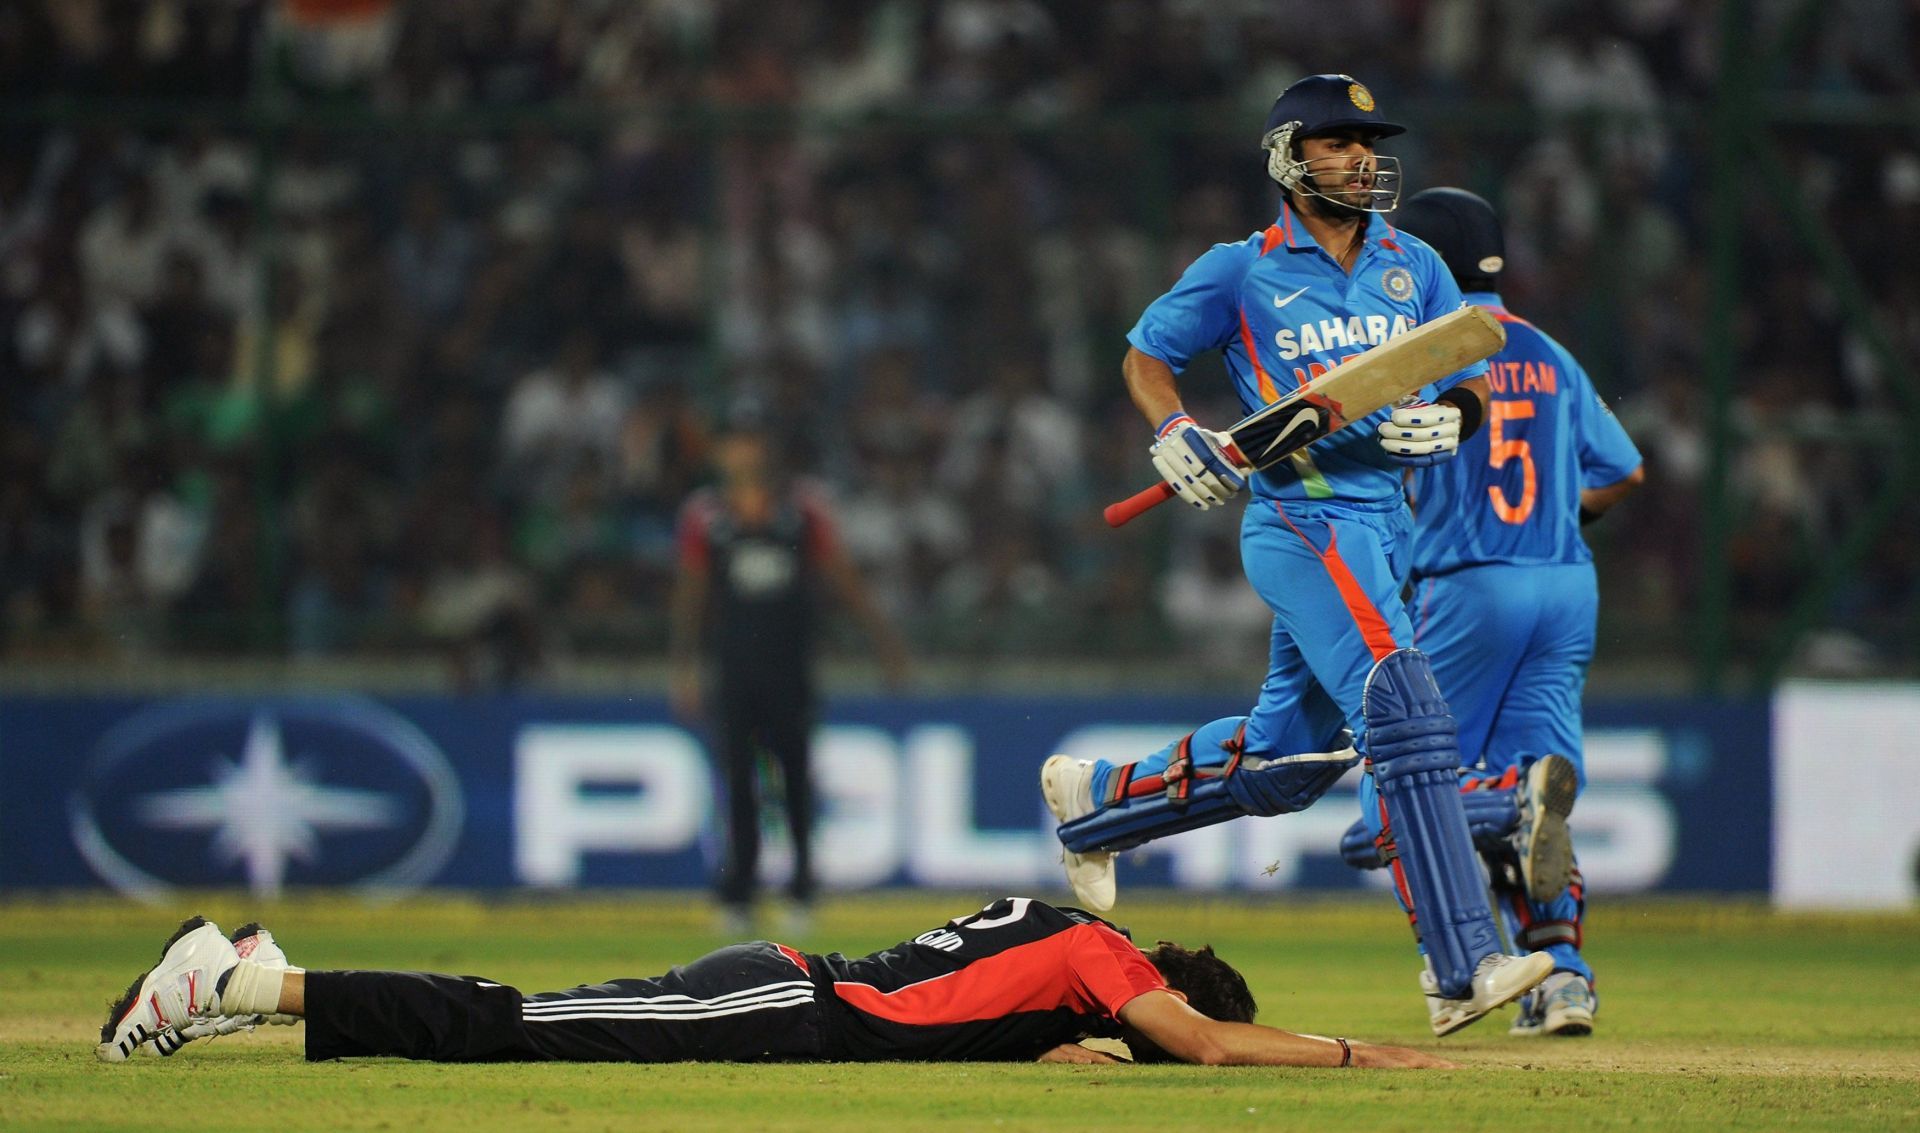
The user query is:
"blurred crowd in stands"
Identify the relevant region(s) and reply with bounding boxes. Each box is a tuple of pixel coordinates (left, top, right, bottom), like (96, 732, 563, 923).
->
(1, 0, 1916, 683)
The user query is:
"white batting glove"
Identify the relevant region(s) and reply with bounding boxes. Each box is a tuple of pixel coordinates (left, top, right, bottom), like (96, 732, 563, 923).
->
(1150, 414, 1251, 510)
(1377, 400, 1462, 467)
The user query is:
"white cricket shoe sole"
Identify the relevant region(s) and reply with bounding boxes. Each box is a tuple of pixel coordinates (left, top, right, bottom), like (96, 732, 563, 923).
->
(1423, 951, 1554, 1037)
(97, 917, 236, 1063)
(1041, 755, 1116, 913)
(1517, 755, 1579, 903)
(149, 923, 299, 1056)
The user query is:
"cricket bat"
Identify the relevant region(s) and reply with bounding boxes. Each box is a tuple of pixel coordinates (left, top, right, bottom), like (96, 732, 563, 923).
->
(1103, 305, 1505, 528)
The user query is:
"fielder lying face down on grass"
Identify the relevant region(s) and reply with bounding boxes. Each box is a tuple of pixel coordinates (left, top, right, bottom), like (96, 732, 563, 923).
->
(99, 897, 1450, 1069)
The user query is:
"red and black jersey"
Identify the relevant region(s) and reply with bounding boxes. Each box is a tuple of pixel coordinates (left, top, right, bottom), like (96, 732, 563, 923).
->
(676, 481, 841, 688)
(301, 898, 1166, 1065)
(800, 897, 1167, 1061)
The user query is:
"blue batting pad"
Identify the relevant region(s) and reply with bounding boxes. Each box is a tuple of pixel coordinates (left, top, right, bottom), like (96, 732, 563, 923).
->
(1364, 648, 1501, 1000)
(1057, 772, 1244, 854)
(1058, 718, 1357, 855)
(1225, 748, 1357, 815)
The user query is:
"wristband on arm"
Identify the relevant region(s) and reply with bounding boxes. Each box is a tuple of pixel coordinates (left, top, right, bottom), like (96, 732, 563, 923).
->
(1155, 412, 1196, 438)
(1436, 386, 1484, 441)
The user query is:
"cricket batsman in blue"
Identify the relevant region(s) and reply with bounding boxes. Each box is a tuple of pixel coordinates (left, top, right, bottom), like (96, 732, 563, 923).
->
(1039, 74, 1551, 1036)
(1338, 187, 1645, 1037)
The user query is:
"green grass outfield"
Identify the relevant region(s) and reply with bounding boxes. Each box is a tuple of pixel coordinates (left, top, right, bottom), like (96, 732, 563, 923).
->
(3, 892, 1915, 1132)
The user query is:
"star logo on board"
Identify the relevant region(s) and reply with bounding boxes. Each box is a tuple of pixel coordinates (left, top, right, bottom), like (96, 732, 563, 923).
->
(133, 712, 404, 896)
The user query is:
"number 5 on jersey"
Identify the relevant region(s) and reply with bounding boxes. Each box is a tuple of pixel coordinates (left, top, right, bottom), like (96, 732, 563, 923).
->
(1488, 399, 1535, 524)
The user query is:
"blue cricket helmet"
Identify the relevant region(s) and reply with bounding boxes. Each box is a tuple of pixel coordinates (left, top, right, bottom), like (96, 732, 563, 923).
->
(1261, 74, 1405, 143)
(1392, 187, 1506, 286)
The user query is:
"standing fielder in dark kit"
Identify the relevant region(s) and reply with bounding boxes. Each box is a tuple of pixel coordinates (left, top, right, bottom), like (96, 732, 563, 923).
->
(669, 405, 909, 929)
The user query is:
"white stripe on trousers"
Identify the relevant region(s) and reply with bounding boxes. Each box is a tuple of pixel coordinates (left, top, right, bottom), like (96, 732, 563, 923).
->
(522, 980, 815, 1024)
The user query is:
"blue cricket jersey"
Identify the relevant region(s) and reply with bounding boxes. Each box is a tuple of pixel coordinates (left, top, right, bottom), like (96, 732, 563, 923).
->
(1127, 203, 1489, 505)
(1410, 292, 1642, 574)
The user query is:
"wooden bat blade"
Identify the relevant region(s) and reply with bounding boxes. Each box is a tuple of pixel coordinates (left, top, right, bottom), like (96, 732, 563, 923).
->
(1104, 305, 1505, 527)
(1225, 305, 1505, 470)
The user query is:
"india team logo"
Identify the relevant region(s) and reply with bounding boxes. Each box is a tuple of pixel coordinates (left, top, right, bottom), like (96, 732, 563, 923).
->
(1381, 266, 1413, 300)
(1348, 82, 1375, 111)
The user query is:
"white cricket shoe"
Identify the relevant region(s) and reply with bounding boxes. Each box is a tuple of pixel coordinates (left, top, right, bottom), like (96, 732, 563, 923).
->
(1515, 754, 1579, 902)
(97, 917, 237, 1063)
(1510, 970, 1597, 1037)
(149, 923, 299, 1056)
(1041, 755, 1115, 913)
(1421, 951, 1554, 1037)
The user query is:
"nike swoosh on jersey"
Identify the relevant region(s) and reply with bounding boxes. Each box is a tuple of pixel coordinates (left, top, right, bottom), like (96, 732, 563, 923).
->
(1273, 286, 1311, 309)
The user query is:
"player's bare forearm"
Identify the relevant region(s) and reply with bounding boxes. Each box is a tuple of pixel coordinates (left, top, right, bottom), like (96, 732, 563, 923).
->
(1123, 347, 1186, 428)
(1581, 464, 1645, 519)
(1179, 1019, 1450, 1068)
(1118, 990, 1454, 1069)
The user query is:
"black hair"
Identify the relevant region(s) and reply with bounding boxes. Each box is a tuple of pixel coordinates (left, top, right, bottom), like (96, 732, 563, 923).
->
(1144, 941, 1257, 1025)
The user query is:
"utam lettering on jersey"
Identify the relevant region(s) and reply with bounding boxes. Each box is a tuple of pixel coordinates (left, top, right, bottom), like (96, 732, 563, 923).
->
(1274, 313, 1417, 360)
(1485, 359, 1559, 395)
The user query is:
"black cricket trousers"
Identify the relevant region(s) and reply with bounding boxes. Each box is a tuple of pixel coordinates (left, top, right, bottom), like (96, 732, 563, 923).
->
(713, 681, 817, 908)
(303, 942, 829, 1063)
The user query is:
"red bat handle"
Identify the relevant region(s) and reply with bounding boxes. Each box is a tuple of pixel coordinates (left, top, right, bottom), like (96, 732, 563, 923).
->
(1104, 482, 1176, 527)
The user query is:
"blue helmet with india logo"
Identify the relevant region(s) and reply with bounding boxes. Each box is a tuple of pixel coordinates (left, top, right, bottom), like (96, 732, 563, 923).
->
(1262, 74, 1406, 143)
(1260, 74, 1405, 211)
